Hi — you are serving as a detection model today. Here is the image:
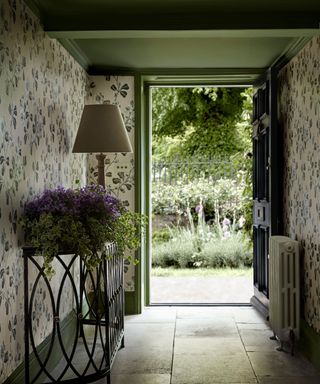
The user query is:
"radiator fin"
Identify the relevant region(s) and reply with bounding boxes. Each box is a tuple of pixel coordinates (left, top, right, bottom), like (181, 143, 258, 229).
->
(269, 236, 300, 343)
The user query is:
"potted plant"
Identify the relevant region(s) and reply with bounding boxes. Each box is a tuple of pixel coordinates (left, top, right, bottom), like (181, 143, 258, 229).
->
(21, 184, 146, 277)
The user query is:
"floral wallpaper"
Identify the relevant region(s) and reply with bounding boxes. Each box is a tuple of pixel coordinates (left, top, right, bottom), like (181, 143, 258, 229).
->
(87, 75, 136, 292)
(0, 0, 88, 381)
(278, 36, 320, 334)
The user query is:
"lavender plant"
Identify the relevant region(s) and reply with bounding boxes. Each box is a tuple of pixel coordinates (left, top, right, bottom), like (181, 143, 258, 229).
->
(21, 185, 146, 277)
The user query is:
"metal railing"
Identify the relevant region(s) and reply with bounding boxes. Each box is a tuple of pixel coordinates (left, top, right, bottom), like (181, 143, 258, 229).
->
(152, 155, 236, 185)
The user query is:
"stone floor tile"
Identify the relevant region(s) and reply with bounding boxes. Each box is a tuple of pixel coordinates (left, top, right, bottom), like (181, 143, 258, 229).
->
(239, 329, 279, 351)
(248, 351, 320, 378)
(237, 322, 271, 331)
(176, 306, 235, 319)
(123, 323, 175, 348)
(175, 317, 239, 338)
(109, 373, 171, 384)
(172, 352, 256, 384)
(112, 346, 173, 374)
(174, 336, 246, 355)
(233, 308, 267, 324)
(125, 308, 177, 323)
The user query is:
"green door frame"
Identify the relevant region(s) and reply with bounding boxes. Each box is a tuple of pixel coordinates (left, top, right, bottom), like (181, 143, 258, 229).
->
(138, 71, 258, 308)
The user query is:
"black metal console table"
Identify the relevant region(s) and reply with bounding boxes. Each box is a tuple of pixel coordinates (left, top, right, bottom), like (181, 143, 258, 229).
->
(23, 243, 124, 383)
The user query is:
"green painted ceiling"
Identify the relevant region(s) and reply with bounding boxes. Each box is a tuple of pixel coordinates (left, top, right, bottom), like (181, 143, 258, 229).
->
(25, 0, 320, 82)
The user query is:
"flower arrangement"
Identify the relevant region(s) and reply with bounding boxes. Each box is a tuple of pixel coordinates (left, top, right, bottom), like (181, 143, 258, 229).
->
(21, 184, 146, 277)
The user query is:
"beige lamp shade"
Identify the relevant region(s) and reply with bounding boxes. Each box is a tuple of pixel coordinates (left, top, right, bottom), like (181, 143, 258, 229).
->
(72, 104, 132, 153)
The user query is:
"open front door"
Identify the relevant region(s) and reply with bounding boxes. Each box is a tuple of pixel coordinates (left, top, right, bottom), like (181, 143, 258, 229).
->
(251, 67, 281, 316)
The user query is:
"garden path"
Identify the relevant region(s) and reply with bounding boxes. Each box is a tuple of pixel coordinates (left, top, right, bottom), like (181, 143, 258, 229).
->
(150, 275, 253, 303)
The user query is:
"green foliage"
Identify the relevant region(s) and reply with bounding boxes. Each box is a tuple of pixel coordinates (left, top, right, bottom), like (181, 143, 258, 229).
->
(152, 228, 172, 244)
(152, 227, 252, 269)
(152, 176, 249, 223)
(113, 210, 148, 264)
(152, 87, 252, 159)
(241, 153, 253, 238)
(21, 187, 147, 278)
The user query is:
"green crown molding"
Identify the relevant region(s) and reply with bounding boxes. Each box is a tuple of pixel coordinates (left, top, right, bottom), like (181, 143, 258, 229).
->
(57, 38, 91, 71)
(87, 68, 266, 86)
(272, 37, 312, 69)
(48, 29, 320, 39)
(23, 0, 43, 21)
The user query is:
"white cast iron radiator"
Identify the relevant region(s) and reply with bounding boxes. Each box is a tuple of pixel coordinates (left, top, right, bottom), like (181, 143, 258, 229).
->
(269, 236, 300, 354)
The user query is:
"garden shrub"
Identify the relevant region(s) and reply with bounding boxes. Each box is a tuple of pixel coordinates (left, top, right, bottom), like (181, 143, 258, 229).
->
(152, 227, 252, 269)
(152, 228, 172, 244)
(152, 176, 249, 223)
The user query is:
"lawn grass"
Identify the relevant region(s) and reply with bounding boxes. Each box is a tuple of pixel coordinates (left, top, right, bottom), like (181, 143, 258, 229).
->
(151, 266, 253, 277)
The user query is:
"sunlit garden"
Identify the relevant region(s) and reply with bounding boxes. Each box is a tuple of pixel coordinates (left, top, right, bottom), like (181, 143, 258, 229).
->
(152, 88, 252, 265)
(150, 86, 253, 303)
(152, 175, 252, 271)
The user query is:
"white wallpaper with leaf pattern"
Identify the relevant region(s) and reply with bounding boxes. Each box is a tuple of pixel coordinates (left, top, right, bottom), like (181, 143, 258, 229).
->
(0, 0, 88, 381)
(279, 36, 320, 334)
(87, 76, 136, 292)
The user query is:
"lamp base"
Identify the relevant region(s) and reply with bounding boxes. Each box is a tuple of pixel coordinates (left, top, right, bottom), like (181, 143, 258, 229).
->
(96, 153, 106, 188)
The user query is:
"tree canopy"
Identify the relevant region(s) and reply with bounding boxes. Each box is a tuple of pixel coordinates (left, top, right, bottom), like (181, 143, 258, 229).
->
(152, 87, 252, 160)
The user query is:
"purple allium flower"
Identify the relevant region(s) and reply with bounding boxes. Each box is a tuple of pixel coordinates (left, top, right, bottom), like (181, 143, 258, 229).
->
(222, 217, 230, 226)
(195, 203, 203, 214)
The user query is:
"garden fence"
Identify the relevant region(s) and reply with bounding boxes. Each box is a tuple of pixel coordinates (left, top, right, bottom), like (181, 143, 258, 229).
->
(152, 155, 236, 185)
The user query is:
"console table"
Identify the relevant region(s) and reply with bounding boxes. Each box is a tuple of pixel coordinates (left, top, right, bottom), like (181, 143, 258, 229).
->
(23, 243, 124, 383)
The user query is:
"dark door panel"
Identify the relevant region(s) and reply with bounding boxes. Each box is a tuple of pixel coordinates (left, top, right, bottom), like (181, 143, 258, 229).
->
(251, 67, 281, 315)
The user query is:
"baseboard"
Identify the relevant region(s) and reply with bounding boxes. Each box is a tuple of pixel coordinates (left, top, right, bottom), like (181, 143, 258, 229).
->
(299, 319, 320, 370)
(250, 295, 269, 321)
(4, 311, 76, 384)
(125, 291, 140, 315)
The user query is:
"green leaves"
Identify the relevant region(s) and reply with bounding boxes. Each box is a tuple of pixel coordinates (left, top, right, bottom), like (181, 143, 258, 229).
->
(152, 87, 253, 159)
(152, 176, 249, 223)
(21, 193, 147, 277)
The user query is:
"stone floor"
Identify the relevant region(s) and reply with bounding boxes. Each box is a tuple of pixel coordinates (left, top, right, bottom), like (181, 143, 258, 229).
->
(93, 306, 320, 384)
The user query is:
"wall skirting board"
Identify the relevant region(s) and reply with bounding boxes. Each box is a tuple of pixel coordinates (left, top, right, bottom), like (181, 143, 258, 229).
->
(3, 312, 76, 384)
(125, 291, 140, 315)
(299, 319, 320, 371)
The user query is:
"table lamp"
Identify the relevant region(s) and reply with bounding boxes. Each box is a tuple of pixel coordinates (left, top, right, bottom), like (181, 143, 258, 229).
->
(72, 104, 132, 188)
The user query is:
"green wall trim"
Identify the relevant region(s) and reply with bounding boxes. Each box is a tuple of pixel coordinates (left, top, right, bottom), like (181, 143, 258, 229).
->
(85, 68, 267, 87)
(299, 319, 320, 371)
(58, 38, 91, 71)
(23, 0, 43, 21)
(144, 84, 152, 306)
(125, 291, 139, 315)
(133, 73, 142, 315)
(47, 29, 320, 40)
(272, 37, 311, 69)
(3, 311, 76, 384)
